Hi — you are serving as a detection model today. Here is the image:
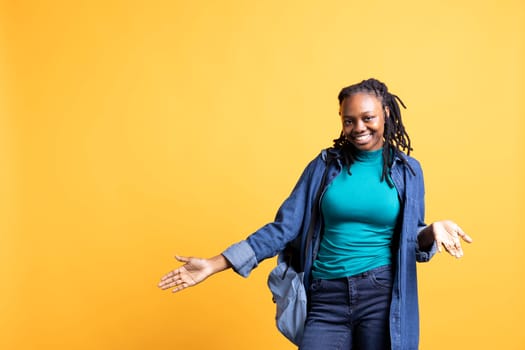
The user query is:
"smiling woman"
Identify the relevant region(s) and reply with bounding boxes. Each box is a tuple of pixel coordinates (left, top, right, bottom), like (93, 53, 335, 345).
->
(158, 78, 473, 350)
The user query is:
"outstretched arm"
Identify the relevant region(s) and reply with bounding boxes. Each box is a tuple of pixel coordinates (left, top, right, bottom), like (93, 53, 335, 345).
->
(158, 255, 232, 293)
(418, 220, 473, 258)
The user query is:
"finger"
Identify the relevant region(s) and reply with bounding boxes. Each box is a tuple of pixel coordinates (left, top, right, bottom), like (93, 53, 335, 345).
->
(158, 278, 175, 289)
(444, 241, 463, 258)
(455, 225, 473, 243)
(160, 271, 183, 288)
(159, 276, 184, 290)
(172, 282, 189, 293)
(453, 245, 464, 258)
(160, 269, 180, 281)
(159, 280, 175, 290)
(160, 277, 186, 291)
(175, 255, 190, 263)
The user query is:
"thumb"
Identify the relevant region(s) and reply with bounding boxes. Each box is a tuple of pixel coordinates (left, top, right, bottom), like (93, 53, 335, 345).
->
(175, 255, 191, 263)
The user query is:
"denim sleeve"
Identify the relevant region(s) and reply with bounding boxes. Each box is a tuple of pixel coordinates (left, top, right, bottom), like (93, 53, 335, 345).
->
(415, 228, 438, 262)
(221, 155, 322, 277)
(222, 240, 257, 277)
(411, 159, 438, 262)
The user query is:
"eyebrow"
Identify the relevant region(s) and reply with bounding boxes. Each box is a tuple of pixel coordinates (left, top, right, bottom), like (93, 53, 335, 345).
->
(342, 111, 375, 118)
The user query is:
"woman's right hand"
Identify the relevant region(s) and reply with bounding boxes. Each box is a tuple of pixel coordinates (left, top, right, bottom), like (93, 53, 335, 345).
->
(158, 255, 231, 293)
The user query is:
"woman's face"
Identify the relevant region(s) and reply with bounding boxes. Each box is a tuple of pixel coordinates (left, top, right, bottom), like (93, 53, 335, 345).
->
(339, 92, 388, 152)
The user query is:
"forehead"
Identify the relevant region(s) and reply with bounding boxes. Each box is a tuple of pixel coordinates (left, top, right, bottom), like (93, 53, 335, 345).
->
(340, 92, 383, 114)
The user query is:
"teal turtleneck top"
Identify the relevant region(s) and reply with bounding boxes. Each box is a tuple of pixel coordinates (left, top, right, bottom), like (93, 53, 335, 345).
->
(312, 148, 400, 279)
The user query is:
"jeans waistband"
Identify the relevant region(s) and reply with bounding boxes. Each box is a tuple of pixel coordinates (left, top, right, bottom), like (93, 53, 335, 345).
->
(346, 264, 392, 279)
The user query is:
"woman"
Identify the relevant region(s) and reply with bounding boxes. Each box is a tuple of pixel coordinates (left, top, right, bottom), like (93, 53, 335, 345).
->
(158, 78, 472, 350)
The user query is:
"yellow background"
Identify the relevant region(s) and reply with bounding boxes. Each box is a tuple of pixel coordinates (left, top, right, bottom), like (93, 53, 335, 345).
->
(1, 0, 524, 349)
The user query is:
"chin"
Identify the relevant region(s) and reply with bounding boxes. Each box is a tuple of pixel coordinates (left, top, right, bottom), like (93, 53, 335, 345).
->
(353, 143, 382, 151)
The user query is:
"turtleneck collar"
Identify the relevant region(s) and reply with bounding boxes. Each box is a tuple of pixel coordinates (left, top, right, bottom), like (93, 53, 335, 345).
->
(355, 148, 383, 162)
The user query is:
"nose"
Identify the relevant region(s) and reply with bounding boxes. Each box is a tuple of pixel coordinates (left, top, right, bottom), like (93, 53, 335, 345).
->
(353, 119, 366, 133)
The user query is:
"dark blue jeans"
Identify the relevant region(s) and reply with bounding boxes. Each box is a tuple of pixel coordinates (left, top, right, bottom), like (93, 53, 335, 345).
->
(300, 265, 393, 350)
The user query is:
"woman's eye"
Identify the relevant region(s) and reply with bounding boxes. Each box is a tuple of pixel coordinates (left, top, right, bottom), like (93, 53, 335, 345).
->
(344, 120, 352, 125)
(364, 116, 374, 122)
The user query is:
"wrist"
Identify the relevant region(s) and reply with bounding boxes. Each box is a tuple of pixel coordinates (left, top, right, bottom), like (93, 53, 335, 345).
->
(208, 254, 232, 274)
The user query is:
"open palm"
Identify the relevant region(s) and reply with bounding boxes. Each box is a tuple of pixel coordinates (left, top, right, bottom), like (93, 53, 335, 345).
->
(158, 256, 212, 293)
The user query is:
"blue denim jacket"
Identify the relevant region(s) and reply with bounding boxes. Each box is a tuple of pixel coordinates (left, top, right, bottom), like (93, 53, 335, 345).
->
(223, 148, 437, 350)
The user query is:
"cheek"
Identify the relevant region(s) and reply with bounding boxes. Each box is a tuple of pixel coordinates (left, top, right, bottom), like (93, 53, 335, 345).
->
(374, 118, 386, 132)
(377, 124, 386, 138)
(370, 121, 385, 138)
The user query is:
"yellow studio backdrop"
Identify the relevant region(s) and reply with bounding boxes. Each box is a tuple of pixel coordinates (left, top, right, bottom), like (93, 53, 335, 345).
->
(1, 0, 523, 349)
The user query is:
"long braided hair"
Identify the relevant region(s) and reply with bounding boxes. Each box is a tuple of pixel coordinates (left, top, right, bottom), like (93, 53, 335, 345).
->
(333, 78, 412, 186)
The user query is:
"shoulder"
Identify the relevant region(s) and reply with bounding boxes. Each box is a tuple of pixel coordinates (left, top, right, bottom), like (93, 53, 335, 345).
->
(320, 147, 343, 163)
(303, 147, 341, 174)
(406, 154, 423, 172)
(394, 151, 424, 177)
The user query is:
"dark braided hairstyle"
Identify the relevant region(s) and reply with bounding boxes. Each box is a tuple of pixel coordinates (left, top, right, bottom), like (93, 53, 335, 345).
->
(333, 78, 413, 186)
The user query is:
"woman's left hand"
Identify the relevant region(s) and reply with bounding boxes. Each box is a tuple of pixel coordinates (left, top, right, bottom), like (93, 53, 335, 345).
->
(427, 220, 473, 258)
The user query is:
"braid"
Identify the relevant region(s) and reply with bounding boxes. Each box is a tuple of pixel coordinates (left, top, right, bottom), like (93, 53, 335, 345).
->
(333, 78, 413, 186)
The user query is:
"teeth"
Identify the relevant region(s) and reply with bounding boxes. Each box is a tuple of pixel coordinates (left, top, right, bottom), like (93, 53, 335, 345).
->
(354, 134, 370, 141)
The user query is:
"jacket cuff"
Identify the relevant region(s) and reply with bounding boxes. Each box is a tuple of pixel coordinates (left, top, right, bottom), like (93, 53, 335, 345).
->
(415, 238, 438, 262)
(222, 240, 258, 277)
